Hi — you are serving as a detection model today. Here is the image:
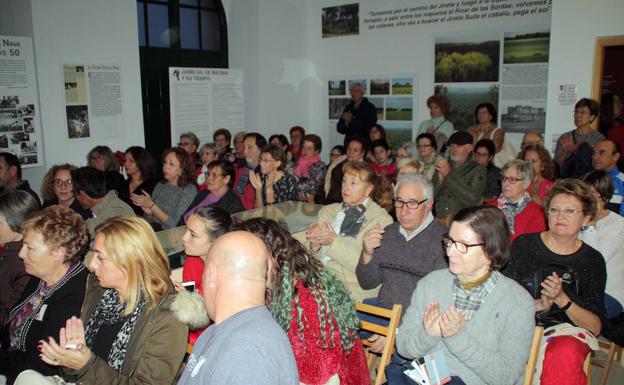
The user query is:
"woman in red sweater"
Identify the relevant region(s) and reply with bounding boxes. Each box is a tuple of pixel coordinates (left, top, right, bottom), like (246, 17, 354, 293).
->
(235, 218, 369, 385)
(487, 159, 546, 240)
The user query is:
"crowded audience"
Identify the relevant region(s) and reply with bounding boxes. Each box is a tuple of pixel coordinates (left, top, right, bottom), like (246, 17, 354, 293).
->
(2, 93, 622, 385)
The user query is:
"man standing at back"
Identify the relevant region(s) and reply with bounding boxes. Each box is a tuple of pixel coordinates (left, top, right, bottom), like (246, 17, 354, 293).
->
(178, 231, 298, 385)
(337, 83, 377, 138)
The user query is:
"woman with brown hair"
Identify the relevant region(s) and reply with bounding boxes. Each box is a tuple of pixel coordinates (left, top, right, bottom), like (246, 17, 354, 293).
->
(518, 143, 557, 204)
(505, 179, 606, 385)
(306, 161, 393, 302)
(120, 146, 158, 215)
(249, 144, 298, 207)
(131, 147, 197, 230)
(417, 94, 455, 150)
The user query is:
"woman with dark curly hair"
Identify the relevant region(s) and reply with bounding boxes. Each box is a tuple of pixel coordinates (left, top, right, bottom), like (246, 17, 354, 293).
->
(0, 205, 89, 383)
(131, 147, 197, 230)
(235, 218, 369, 385)
(519, 143, 557, 204)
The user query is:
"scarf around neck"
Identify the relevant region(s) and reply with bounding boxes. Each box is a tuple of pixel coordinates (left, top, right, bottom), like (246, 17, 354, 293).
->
(295, 154, 321, 178)
(339, 202, 366, 237)
(85, 288, 147, 370)
(496, 192, 532, 234)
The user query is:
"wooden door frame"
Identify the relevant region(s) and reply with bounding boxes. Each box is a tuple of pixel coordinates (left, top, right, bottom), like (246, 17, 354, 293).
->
(591, 36, 624, 100)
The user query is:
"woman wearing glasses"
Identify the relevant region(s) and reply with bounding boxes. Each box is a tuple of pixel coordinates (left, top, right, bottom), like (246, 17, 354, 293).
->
(505, 179, 606, 385)
(41, 164, 90, 219)
(391, 206, 535, 385)
(486, 159, 546, 240)
(554, 98, 604, 169)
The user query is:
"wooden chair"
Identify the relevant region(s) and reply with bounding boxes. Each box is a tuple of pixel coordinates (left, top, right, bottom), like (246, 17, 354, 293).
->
(589, 337, 622, 385)
(356, 303, 402, 385)
(522, 326, 544, 385)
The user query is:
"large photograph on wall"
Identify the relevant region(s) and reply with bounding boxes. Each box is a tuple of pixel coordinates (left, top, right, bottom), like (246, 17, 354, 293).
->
(322, 3, 359, 38)
(435, 35, 500, 83)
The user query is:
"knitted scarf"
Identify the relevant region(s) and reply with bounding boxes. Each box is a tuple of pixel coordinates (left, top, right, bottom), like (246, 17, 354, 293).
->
(295, 154, 321, 178)
(84, 289, 147, 370)
(496, 192, 532, 234)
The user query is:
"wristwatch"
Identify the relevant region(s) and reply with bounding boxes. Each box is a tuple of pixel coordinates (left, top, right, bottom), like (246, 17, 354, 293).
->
(560, 300, 573, 311)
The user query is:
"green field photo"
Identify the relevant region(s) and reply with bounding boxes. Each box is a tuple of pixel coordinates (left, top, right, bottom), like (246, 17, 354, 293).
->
(392, 78, 413, 95)
(383, 122, 413, 152)
(504, 32, 550, 64)
(386, 97, 413, 121)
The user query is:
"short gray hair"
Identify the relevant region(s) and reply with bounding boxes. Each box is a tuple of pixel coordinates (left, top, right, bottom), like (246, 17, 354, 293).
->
(502, 159, 534, 182)
(199, 143, 219, 157)
(350, 82, 364, 91)
(394, 172, 433, 200)
(400, 142, 419, 158)
(180, 132, 200, 148)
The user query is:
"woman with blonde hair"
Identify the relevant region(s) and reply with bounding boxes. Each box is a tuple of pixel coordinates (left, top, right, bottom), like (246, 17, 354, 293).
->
(307, 161, 393, 302)
(16, 216, 204, 385)
(41, 164, 90, 219)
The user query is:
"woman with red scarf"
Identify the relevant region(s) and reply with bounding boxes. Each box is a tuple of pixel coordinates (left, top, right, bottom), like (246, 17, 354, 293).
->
(295, 134, 326, 202)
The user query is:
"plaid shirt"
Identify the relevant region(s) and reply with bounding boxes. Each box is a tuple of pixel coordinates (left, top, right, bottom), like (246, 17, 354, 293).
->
(452, 271, 499, 321)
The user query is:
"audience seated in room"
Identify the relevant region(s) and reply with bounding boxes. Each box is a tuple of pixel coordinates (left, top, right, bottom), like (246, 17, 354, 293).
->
(196, 143, 220, 191)
(213, 128, 232, 160)
(288, 125, 305, 162)
(233, 132, 266, 210)
(369, 139, 396, 184)
(416, 133, 439, 181)
(591, 139, 624, 215)
(316, 136, 368, 205)
(86, 145, 125, 198)
(178, 131, 202, 169)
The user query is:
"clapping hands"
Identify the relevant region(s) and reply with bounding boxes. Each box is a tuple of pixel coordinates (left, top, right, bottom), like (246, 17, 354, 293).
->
(423, 302, 465, 338)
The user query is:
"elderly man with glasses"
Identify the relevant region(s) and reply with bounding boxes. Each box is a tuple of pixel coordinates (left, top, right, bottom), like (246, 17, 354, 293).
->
(355, 173, 447, 352)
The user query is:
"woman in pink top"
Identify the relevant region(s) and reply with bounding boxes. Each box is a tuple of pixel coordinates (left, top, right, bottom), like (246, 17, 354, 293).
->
(519, 143, 557, 205)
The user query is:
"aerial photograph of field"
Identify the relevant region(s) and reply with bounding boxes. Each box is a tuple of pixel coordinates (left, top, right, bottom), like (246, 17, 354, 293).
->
(434, 84, 499, 131)
(368, 97, 384, 120)
(386, 97, 413, 121)
(504, 31, 550, 64)
(435, 35, 500, 83)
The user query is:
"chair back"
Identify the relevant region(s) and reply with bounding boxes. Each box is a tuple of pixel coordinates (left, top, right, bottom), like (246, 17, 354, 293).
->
(522, 326, 544, 385)
(356, 302, 402, 385)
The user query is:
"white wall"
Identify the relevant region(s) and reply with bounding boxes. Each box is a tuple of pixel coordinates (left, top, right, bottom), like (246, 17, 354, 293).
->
(545, 0, 624, 150)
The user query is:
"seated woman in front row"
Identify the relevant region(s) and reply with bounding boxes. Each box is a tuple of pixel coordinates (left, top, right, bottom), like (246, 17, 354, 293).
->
(505, 179, 606, 385)
(389, 206, 535, 385)
(15, 216, 200, 385)
(236, 218, 369, 385)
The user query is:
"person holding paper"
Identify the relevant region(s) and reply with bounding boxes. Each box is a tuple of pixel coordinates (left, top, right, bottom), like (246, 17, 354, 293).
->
(389, 206, 534, 385)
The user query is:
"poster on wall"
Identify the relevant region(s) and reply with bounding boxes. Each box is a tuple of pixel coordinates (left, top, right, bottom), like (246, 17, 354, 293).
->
(62, 63, 122, 140)
(169, 67, 245, 147)
(0, 36, 42, 167)
(327, 75, 416, 150)
(433, 29, 549, 133)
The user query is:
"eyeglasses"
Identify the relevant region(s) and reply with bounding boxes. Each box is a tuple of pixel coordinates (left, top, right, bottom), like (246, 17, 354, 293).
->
(442, 234, 484, 254)
(392, 198, 427, 209)
(548, 207, 582, 216)
(53, 179, 72, 187)
(500, 176, 523, 184)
